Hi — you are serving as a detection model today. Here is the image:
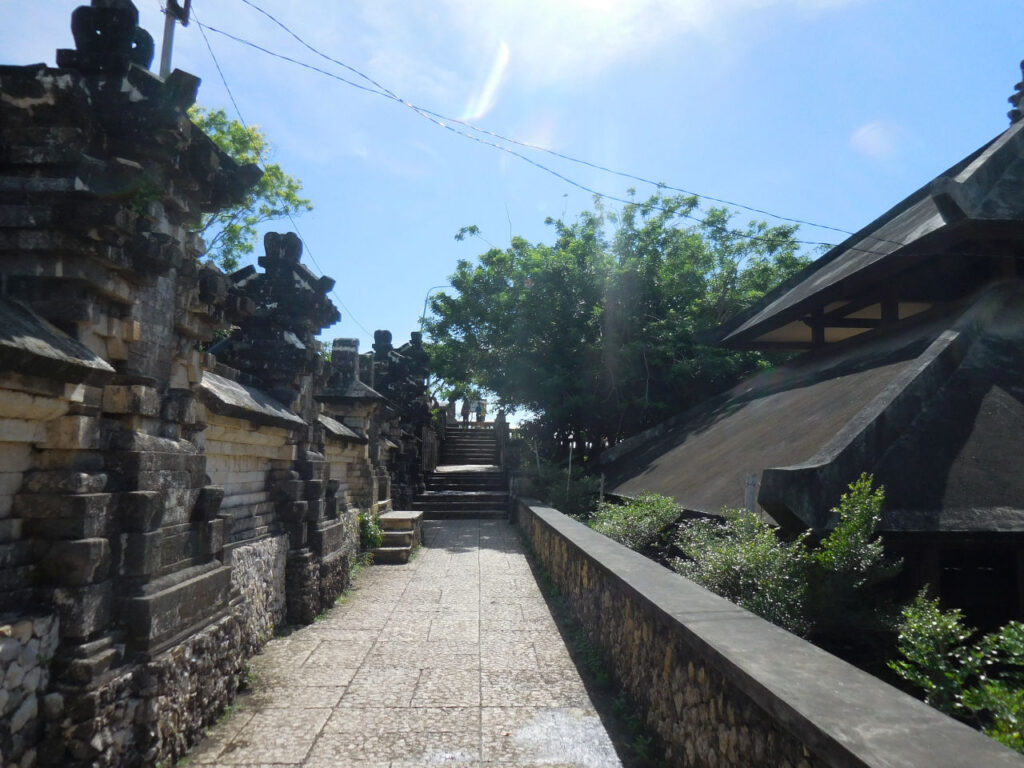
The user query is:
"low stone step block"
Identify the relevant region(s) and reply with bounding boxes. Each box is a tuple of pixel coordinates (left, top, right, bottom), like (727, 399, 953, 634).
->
(370, 545, 411, 565)
(423, 509, 507, 521)
(378, 510, 423, 530)
(381, 529, 413, 547)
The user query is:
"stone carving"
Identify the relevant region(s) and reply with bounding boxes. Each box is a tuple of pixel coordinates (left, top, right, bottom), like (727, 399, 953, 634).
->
(1009, 59, 1024, 123)
(56, 0, 155, 74)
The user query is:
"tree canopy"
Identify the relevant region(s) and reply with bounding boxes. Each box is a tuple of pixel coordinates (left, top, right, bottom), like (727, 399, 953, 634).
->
(189, 106, 312, 271)
(425, 192, 810, 460)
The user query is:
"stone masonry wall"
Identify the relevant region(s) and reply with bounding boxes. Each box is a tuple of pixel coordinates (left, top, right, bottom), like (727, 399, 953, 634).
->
(202, 412, 294, 546)
(515, 499, 1024, 768)
(0, 614, 59, 768)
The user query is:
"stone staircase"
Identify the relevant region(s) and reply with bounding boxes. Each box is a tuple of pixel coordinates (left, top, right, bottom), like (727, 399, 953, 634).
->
(370, 510, 423, 564)
(415, 426, 509, 519)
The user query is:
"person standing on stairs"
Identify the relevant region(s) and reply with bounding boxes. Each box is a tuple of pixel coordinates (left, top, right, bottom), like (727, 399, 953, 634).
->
(461, 397, 471, 427)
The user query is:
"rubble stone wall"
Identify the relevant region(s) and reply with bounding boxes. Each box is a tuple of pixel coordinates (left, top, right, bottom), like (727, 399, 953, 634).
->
(514, 498, 1024, 768)
(0, 614, 59, 768)
(229, 535, 288, 649)
(39, 611, 250, 768)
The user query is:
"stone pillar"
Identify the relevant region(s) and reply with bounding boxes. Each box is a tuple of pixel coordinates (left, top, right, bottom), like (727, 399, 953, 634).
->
(212, 232, 346, 623)
(1, 3, 260, 763)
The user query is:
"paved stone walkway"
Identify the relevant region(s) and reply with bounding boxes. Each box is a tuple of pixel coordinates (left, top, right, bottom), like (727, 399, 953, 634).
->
(189, 520, 623, 767)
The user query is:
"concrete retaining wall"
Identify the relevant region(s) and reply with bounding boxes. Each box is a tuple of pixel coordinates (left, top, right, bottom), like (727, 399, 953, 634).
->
(514, 497, 1024, 768)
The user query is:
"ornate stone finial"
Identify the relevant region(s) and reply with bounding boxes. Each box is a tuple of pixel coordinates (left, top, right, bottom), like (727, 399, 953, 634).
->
(373, 330, 393, 360)
(1008, 59, 1024, 124)
(56, 0, 155, 74)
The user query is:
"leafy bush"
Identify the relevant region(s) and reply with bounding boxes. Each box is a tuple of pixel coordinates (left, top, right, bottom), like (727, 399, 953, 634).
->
(588, 493, 682, 553)
(358, 511, 382, 550)
(889, 592, 1024, 752)
(672, 474, 898, 642)
(675, 512, 811, 635)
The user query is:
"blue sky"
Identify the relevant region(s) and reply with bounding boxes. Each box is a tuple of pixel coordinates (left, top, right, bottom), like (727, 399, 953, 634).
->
(5, 0, 1022, 354)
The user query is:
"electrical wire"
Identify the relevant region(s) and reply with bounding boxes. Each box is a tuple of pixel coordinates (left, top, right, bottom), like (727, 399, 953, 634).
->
(232, 0, 889, 244)
(193, 3, 374, 338)
(196, 17, 908, 258)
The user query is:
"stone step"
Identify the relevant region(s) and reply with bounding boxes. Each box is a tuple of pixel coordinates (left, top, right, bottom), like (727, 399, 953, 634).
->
(381, 528, 414, 547)
(418, 491, 507, 501)
(423, 509, 508, 520)
(378, 510, 424, 531)
(370, 545, 413, 564)
(415, 500, 509, 512)
(421, 487, 505, 493)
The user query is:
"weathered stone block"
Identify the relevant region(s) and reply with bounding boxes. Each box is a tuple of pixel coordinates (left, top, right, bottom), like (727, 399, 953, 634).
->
(20, 470, 107, 495)
(0, 390, 69, 422)
(51, 582, 112, 640)
(16, 494, 111, 540)
(101, 385, 159, 416)
(42, 415, 100, 450)
(192, 486, 224, 521)
(119, 565, 232, 651)
(0, 418, 45, 443)
(117, 491, 164, 532)
(204, 519, 224, 557)
(42, 538, 110, 586)
(117, 531, 161, 577)
(0, 518, 23, 543)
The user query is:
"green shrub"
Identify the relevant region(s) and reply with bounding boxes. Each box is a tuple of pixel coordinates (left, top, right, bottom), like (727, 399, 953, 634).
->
(675, 512, 811, 635)
(889, 592, 1024, 752)
(358, 511, 382, 550)
(672, 474, 898, 643)
(588, 493, 681, 553)
(806, 474, 902, 651)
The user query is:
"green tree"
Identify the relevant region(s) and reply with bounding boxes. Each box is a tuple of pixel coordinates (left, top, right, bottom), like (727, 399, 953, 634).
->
(189, 106, 312, 271)
(426, 192, 808, 460)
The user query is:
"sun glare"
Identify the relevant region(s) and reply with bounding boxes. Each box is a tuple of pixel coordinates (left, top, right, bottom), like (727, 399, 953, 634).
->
(460, 41, 510, 121)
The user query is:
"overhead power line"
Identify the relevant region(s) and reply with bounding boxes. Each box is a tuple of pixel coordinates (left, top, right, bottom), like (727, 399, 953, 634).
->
(232, 0, 864, 241)
(192, 3, 374, 338)
(197, 6, 908, 256)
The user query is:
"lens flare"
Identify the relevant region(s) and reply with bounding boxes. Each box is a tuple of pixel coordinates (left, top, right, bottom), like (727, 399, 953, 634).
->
(461, 41, 510, 121)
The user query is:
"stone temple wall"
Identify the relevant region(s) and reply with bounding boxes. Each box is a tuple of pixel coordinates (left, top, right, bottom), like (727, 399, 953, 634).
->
(0, 4, 433, 766)
(202, 411, 294, 547)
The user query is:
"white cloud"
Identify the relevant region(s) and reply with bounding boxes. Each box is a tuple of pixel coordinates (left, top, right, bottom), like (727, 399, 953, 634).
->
(850, 120, 903, 159)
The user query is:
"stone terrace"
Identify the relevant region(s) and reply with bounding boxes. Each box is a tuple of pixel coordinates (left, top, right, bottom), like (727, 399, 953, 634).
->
(187, 519, 623, 767)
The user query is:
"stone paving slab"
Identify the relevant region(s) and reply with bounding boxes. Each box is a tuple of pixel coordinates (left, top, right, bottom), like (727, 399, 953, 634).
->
(185, 519, 623, 767)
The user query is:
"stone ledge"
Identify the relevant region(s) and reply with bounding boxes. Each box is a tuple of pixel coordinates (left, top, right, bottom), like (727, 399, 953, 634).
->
(0, 299, 114, 386)
(514, 497, 1024, 768)
(317, 413, 364, 443)
(198, 371, 305, 430)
